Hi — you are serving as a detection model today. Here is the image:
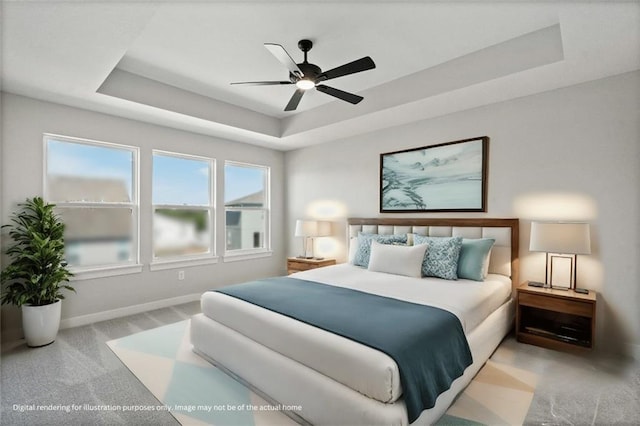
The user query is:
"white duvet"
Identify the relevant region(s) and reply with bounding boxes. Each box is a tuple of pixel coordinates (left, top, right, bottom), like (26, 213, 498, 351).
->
(200, 264, 511, 404)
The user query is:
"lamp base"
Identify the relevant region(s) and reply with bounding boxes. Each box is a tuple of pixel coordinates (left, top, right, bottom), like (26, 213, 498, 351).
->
(550, 285, 570, 291)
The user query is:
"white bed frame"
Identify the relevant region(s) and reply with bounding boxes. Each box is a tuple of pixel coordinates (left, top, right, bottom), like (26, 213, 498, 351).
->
(191, 218, 519, 425)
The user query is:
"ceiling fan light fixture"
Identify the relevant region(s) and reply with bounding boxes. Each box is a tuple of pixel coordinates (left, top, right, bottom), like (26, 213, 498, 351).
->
(295, 79, 315, 90)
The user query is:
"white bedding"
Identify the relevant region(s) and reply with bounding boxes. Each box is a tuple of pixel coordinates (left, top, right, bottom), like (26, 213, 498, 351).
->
(293, 264, 511, 333)
(200, 264, 511, 404)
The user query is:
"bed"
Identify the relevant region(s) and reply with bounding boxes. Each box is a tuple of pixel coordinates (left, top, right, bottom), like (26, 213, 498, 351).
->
(191, 217, 519, 425)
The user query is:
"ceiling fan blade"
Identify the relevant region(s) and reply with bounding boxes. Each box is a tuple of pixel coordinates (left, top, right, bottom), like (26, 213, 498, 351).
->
(264, 43, 304, 78)
(318, 56, 376, 81)
(316, 85, 363, 104)
(284, 89, 305, 111)
(230, 81, 293, 86)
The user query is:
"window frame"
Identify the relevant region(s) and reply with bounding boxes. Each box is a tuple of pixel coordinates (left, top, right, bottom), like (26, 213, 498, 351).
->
(43, 133, 142, 280)
(150, 149, 217, 271)
(223, 160, 272, 262)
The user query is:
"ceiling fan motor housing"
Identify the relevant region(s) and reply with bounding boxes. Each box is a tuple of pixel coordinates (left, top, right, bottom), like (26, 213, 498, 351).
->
(290, 62, 322, 83)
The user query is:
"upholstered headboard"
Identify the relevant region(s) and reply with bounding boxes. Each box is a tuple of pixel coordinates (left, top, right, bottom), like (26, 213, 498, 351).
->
(348, 218, 519, 288)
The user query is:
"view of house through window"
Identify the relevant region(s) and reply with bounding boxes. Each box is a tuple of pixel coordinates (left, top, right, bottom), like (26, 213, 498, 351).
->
(152, 151, 214, 259)
(45, 135, 138, 269)
(46, 136, 266, 267)
(224, 161, 270, 252)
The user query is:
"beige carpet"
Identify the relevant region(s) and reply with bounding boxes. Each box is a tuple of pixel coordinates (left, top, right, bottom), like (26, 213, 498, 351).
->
(108, 320, 537, 425)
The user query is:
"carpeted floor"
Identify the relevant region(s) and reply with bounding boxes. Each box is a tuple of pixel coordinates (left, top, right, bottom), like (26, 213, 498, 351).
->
(107, 319, 537, 425)
(1, 303, 201, 425)
(2, 301, 639, 425)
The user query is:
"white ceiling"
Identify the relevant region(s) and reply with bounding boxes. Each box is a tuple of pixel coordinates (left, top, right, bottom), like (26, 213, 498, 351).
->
(2, 1, 639, 150)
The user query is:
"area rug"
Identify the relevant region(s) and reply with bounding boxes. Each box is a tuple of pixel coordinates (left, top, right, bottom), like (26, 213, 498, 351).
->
(436, 357, 537, 426)
(107, 320, 537, 426)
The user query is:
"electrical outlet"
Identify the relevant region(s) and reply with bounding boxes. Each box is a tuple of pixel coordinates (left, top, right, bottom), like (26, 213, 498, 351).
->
(178, 270, 185, 281)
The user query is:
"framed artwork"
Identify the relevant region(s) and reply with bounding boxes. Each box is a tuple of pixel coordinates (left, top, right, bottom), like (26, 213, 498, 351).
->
(380, 136, 488, 212)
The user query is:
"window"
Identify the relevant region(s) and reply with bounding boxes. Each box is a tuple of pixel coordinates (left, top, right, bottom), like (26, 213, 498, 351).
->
(44, 134, 138, 271)
(152, 151, 215, 261)
(224, 161, 270, 255)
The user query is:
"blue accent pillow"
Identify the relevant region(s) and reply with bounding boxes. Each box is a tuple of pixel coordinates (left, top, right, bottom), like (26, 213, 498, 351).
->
(457, 238, 496, 281)
(353, 233, 408, 267)
(413, 235, 463, 280)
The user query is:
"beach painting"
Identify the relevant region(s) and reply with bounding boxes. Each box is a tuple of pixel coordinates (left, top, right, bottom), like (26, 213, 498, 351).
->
(380, 137, 488, 212)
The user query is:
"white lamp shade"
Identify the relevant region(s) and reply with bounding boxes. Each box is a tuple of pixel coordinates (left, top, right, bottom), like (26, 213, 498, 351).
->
(295, 220, 318, 237)
(529, 222, 591, 254)
(317, 221, 332, 237)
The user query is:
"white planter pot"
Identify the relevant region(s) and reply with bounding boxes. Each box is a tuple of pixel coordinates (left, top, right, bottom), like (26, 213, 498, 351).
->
(22, 300, 62, 347)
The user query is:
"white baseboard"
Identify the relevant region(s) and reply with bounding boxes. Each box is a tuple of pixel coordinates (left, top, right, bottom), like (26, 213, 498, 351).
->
(59, 293, 202, 330)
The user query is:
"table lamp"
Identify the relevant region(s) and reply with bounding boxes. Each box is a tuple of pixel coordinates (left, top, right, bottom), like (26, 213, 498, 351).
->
(294, 220, 332, 259)
(295, 220, 318, 259)
(529, 221, 591, 290)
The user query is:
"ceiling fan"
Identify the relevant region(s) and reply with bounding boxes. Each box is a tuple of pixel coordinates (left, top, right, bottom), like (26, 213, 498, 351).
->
(231, 39, 376, 112)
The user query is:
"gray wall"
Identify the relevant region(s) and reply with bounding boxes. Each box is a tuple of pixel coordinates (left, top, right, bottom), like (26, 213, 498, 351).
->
(2, 71, 639, 358)
(285, 71, 640, 358)
(1, 93, 286, 337)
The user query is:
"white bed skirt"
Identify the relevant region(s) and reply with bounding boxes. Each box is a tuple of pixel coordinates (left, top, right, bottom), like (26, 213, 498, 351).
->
(190, 298, 514, 425)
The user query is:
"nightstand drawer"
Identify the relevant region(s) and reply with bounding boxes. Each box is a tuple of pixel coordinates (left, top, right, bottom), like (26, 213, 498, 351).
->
(519, 292, 593, 318)
(288, 262, 315, 273)
(287, 258, 336, 275)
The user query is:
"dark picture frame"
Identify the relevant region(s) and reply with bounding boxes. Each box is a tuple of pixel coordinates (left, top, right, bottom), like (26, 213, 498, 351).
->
(380, 136, 489, 212)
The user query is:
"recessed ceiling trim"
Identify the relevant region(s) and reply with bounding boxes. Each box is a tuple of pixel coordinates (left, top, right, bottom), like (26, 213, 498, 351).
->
(97, 68, 281, 137)
(281, 24, 564, 138)
(96, 24, 564, 143)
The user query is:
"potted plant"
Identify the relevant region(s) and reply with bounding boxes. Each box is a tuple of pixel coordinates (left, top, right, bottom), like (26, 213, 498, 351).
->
(1, 197, 74, 347)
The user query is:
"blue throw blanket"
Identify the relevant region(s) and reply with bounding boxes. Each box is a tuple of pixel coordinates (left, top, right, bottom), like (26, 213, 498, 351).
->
(215, 277, 473, 423)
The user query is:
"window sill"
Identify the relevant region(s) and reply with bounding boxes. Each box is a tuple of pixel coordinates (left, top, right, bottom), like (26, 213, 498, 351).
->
(223, 250, 273, 263)
(70, 264, 144, 281)
(149, 256, 219, 271)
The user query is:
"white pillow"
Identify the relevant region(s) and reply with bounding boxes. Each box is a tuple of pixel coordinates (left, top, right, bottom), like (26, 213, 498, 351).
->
(348, 237, 358, 263)
(367, 240, 428, 278)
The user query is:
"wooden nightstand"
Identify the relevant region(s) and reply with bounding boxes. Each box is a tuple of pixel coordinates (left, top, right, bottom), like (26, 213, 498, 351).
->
(516, 282, 596, 351)
(287, 257, 336, 275)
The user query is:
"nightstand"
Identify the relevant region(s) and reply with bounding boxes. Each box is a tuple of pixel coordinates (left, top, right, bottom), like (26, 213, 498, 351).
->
(287, 257, 336, 275)
(516, 282, 596, 351)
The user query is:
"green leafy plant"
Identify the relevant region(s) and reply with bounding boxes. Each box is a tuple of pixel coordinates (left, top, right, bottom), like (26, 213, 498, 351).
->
(1, 197, 74, 307)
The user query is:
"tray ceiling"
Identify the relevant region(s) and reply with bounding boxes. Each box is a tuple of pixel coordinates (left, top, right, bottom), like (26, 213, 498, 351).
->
(2, 1, 639, 150)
